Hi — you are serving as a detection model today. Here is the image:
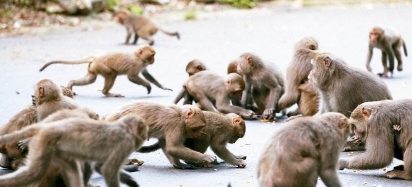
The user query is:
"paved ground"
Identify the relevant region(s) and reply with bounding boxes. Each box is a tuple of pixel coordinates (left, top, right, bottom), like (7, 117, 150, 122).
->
(1, 3, 412, 187)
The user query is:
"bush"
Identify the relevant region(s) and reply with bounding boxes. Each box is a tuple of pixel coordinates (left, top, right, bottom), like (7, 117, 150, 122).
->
(128, 5, 143, 15)
(184, 10, 197, 20)
(219, 0, 255, 9)
(106, 0, 120, 11)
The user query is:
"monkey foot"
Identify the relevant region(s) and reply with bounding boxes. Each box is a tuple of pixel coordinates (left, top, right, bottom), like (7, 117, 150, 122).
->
(377, 73, 389, 78)
(105, 93, 124, 97)
(126, 158, 144, 166)
(174, 164, 196, 170)
(385, 169, 411, 180)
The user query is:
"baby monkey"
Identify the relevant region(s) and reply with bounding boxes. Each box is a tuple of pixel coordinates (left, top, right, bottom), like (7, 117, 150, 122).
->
(114, 10, 180, 45)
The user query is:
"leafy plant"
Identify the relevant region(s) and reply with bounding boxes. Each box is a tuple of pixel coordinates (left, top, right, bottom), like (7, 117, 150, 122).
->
(106, 0, 120, 11)
(128, 5, 143, 15)
(184, 10, 197, 21)
(219, 0, 255, 9)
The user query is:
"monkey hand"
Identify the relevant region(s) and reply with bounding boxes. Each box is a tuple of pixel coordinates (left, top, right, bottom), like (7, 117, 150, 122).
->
(161, 87, 173, 92)
(17, 140, 29, 155)
(202, 155, 217, 168)
(146, 85, 152, 94)
(243, 110, 257, 120)
(338, 159, 349, 170)
(235, 160, 247, 168)
(262, 108, 275, 120)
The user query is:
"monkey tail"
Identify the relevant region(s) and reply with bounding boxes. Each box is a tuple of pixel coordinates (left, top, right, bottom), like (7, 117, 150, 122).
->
(0, 125, 41, 145)
(159, 28, 180, 40)
(403, 41, 408, 57)
(173, 86, 187, 104)
(39, 57, 95, 72)
(138, 142, 160, 153)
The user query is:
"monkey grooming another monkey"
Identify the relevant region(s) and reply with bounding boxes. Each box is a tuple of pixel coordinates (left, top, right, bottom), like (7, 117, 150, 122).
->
(105, 101, 216, 169)
(257, 112, 350, 187)
(277, 37, 320, 116)
(140, 111, 247, 168)
(174, 71, 257, 119)
(0, 114, 148, 187)
(236, 53, 285, 120)
(339, 100, 412, 181)
(366, 27, 408, 77)
(114, 10, 180, 45)
(39, 45, 172, 97)
(309, 52, 392, 117)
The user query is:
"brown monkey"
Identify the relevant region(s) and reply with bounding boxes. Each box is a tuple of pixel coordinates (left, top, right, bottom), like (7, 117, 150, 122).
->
(236, 53, 285, 120)
(308, 52, 392, 117)
(140, 111, 247, 168)
(0, 114, 148, 187)
(366, 26, 408, 77)
(105, 101, 216, 169)
(339, 100, 412, 180)
(39, 45, 172, 97)
(114, 10, 180, 45)
(186, 59, 207, 76)
(257, 112, 350, 187)
(277, 37, 320, 116)
(227, 60, 239, 74)
(174, 71, 256, 119)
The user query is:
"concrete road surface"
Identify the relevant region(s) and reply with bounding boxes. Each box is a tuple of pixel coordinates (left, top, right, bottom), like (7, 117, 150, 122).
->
(1, 3, 412, 187)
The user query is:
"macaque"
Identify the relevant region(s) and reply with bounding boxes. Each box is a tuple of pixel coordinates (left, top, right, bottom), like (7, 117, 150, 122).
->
(339, 100, 412, 181)
(309, 52, 392, 117)
(227, 60, 239, 74)
(39, 45, 172, 97)
(104, 101, 216, 169)
(114, 10, 180, 45)
(0, 114, 148, 187)
(366, 26, 408, 77)
(236, 53, 285, 120)
(257, 112, 350, 187)
(139, 111, 247, 168)
(186, 59, 207, 76)
(174, 71, 256, 119)
(277, 37, 320, 116)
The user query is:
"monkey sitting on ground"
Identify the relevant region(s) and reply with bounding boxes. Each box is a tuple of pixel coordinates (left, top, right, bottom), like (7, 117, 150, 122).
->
(105, 101, 216, 169)
(174, 71, 257, 120)
(277, 37, 320, 117)
(366, 26, 408, 77)
(114, 10, 180, 45)
(339, 100, 412, 181)
(139, 111, 247, 168)
(236, 53, 285, 120)
(0, 114, 148, 187)
(0, 79, 79, 170)
(257, 112, 350, 187)
(39, 45, 172, 97)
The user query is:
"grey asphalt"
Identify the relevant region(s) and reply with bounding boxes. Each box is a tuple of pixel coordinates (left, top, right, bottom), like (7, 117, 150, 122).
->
(1, 3, 412, 187)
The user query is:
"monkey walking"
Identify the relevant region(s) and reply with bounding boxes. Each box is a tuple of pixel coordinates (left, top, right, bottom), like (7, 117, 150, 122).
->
(0, 114, 148, 187)
(114, 10, 180, 45)
(257, 112, 350, 187)
(367, 26, 408, 77)
(39, 45, 172, 97)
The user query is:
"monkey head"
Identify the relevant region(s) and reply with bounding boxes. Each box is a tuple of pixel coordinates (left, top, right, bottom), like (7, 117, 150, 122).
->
(227, 114, 246, 144)
(236, 53, 263, 75)
(135, 44, 156, 65)
(369, 27, 384, 44)
(119, 114, 149, 148)
(34, 79, 63, 105)
(182, 105, 207, 139)
(186, 59, 206, 76)
(294, 37, 319, 51)
(227, 60, 239, 74)
(348, 105, 372, 143)
(319, 112, 350, 139)
(226, 73, 245, 99)
(113, 10, 129, 25)
(308, 53, 342, 88)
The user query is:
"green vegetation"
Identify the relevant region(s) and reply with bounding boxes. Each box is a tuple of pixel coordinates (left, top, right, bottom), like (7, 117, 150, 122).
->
(128, 5, 144, 15)
(219, 0, 256, 9)
(184, 10, 197, 20)
(0, 9, 12, 19)
(106, 0, 120, 11)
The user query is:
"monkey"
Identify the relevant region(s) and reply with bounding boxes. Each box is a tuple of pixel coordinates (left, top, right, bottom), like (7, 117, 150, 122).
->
(236, 53, 285, 120)
(114, 10, 180, 45)
(227, 60, 239, 74)
(0, 114, 148, 187)
(104, 101, 217, 169)
(366, 26, 408, 77)
(339, 100, 412, 180)
(174, 71, 257, 119)
(39, 45, 172, 97)
(257, 112, 350, 187)
(309, 52, 393, 117)
(186, 59, 207, 76)
(277, 37, 320, 117)
(60, 86, 75, 98)
(139, 111, 247, 168)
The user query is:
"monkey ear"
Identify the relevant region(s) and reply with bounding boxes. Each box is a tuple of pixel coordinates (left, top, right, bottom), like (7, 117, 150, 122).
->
(185, 108, 194, 119)
(233, 117, 242, 125)
(196, 65, 203, 71)
(323, 57, 331, 67)
(361, 107, 371, 119)
(226, 80, 232, 85)
(38, 86, 45, 98)
(247, 57, 252, 65)
(309, 45, 316, 50)
(339, 118, 349, 129)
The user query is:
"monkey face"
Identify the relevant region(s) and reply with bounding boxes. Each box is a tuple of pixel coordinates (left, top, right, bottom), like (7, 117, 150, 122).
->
(369, 32, 381, 43)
